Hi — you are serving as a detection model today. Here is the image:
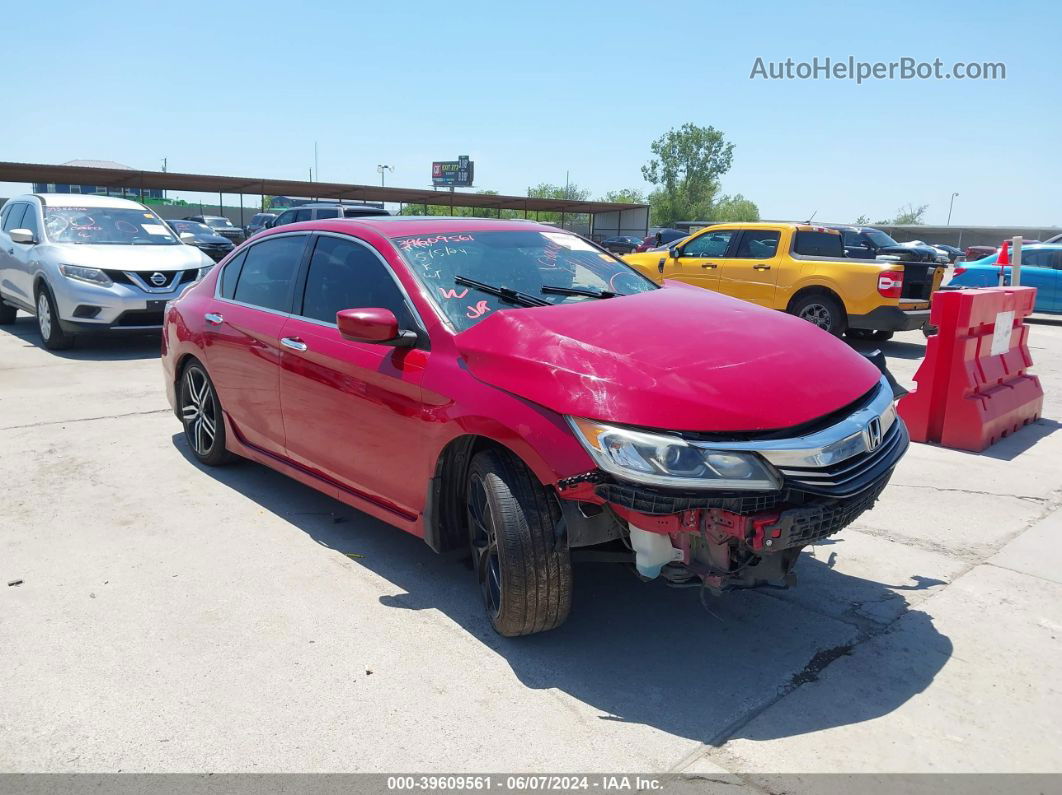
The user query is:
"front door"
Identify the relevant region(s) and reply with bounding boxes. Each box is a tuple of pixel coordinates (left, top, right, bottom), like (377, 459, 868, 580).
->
(278, 233, 428, 518)
(204, 232, 310, 456)
(665, 228, 736, 291)
(0, 202, 31, 306)
(716, 229, 782, 307)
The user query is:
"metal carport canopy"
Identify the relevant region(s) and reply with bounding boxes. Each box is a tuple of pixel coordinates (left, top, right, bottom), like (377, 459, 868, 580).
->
(0, 161, 647, 215)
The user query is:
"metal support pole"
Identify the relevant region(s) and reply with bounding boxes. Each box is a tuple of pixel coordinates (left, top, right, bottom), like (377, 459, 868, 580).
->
(1011, 236, 1023, 287)
(239, 193, 244, 229)
(219, 190, 223, 217)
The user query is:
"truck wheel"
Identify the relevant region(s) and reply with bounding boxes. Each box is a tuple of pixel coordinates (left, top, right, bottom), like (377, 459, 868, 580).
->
(466, 448, 572, 637)
(845, 328, 894, 342)
(790, 293, 847, 336)
(35, 285, 74, 350)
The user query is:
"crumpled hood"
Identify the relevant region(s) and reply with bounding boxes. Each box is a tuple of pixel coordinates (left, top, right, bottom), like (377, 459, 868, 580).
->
(43, 242, 213, 272)
(454, 287, 881, 432)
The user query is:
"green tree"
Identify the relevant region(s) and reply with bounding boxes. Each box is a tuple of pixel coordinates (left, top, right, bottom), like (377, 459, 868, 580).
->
(890, 203, 929, 225)
(642, 123, 734, 226)
(854, 214, 870, 225)
(711, 194, 760, 222)
(525, 182, 590, 226)
(601, 188, 645, 204)
(397, 189, 521, 219)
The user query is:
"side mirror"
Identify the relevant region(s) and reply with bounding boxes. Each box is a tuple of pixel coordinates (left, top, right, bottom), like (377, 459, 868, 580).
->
(669, 245, 680, 259)
(337, 308, 417, 347)
(9, 228, 36, 245)
(179, 232, 196, 242)
(264, 219, 275, 228)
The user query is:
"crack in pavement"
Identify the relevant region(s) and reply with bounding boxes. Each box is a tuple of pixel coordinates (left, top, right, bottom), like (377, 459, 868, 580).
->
(0, 408, 170, 432)
(890, 482, 1049, 503)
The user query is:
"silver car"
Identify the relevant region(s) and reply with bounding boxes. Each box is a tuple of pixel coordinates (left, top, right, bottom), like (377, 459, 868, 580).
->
(0, 194, 214, 349)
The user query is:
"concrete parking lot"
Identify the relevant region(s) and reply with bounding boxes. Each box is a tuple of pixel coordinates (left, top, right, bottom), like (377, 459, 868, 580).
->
(2, 312, 1061, 775)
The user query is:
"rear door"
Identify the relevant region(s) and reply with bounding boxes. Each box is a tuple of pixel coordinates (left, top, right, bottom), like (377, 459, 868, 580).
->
(716, 229, 782, 307)
(204, 232, 310, 456)
(1017, 249, 1061, 312)
(278, 233, 428, 518)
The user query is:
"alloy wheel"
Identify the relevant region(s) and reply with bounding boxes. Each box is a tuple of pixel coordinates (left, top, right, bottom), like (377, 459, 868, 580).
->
(37, 292, 52, 339)
(799, 303, 832, 330)
(468, 474, 503, 618)
(182, 368, 218, 456)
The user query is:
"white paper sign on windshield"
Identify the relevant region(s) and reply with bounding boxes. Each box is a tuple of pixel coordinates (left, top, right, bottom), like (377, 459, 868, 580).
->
(541, 232, 597, 252)
(141, 224, 171, 236)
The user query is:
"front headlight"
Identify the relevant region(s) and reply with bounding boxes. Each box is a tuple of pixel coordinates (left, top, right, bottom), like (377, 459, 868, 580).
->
(567, 417, 782, 491)
(197, 264, 215, 280)
(59, 264, 112, 287)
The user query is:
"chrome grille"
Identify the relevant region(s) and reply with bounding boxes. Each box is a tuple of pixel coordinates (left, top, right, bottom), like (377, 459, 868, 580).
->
(772, 420, 908, 497)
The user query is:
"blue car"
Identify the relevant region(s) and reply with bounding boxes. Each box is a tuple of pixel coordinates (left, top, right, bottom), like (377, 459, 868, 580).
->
(948, 244, 1062, 313)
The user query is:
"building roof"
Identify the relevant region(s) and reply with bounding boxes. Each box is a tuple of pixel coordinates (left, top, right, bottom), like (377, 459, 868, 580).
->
(61, 159, 135, 170)
(0, 161, 647, 216)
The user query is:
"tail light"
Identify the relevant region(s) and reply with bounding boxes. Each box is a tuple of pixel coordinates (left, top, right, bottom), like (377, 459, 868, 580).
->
(877, 270, 903, 298)
(953, 266, 967, 276)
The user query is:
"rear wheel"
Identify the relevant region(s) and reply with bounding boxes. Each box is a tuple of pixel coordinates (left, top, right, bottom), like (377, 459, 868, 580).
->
(466, 449, 572, 637)
(35, 285, 73, 350)
(845, 328, 894, 342)
(179, 362, 235, 466)
(789, 293, 847, 336)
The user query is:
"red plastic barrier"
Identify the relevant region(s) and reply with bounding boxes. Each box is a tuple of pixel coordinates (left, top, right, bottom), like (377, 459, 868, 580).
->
(898, 287, 1043, 452)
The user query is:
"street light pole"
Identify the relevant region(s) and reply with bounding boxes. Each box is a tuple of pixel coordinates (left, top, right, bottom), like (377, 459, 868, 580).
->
(947, 192, 959, 225)
(377, 164, 394, 187)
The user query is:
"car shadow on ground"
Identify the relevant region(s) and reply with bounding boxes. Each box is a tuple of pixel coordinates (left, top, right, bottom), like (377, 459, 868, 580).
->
(845, 336, 927, 361)
(171, 434, 951, 747)
(0, 314, 161, 360)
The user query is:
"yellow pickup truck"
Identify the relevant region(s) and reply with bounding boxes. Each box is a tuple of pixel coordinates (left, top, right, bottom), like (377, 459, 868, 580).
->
(622, 223, 943, 340)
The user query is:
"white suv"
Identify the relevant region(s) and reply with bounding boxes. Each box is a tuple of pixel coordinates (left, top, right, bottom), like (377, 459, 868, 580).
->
(0, 194, 214, 349)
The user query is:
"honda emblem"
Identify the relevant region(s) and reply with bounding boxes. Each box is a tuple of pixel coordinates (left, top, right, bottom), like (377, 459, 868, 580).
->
(865, 417, 883, 452)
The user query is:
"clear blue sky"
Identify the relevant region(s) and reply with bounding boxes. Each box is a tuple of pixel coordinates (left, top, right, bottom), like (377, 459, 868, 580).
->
(2, 0, 1056, 226)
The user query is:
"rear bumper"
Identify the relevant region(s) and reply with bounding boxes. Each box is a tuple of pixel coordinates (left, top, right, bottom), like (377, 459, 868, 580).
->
(848, 305, 930, 331)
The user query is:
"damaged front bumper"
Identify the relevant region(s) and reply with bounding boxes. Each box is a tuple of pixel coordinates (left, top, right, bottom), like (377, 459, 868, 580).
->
(555, 380, 909, 592)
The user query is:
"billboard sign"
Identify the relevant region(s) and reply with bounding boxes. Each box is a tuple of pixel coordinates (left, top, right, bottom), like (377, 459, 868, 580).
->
(432, 155, 474, 187)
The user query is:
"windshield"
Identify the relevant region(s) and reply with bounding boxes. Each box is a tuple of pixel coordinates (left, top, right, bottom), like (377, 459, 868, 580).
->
(205, 217, 234, 228)
(44, 206, 179, 245)
(171, 221, 213, 236)
(393, 229, 658, 331)
(865, 229, 899, 247)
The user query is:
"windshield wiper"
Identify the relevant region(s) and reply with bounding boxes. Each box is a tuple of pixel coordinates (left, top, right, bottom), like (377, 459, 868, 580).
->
(454, 275, 550, 307)
(541, 284, 616, 299)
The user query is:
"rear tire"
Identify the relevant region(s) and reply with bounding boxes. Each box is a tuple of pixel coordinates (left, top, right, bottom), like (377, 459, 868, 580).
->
(789, 293, 847, 336)
(0, 300, 16, 325)
(179, 361, 236, 466)
(845, 328, 894, 342)
(35, 285, 74, 350)
(466, 449, 572, 637)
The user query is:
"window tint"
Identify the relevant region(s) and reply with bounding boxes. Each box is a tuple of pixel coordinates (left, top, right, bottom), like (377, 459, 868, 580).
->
(232, 235, 306, 311)
(734, 231, 779, 259)
(275, 210, 296, 227)
(0, 204, 9, 228)
(2, 203, 27, 232)
(315, 207, 339, 219)
(300, 236, 412, 327)
(19, 204, 40, 238)
(793, 231, 845, 258)
(219, 250, 248, 299)
(842, 231, 865, 247)
(294, 209, 312, 222)
(683, 230, 733, 258)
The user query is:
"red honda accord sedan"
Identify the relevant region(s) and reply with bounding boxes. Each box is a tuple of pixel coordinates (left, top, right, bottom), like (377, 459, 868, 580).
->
(162, 217, 908, 636)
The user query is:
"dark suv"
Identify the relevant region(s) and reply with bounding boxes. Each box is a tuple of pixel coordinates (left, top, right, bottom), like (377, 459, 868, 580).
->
(270, 204, 390, 229)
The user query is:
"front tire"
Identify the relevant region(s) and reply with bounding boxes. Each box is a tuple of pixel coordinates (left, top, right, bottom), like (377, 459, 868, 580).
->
(789, 293, 847, 336)
(35, 285, 73, 350)
(179, 362, 235, 466)
(466, 449, 572, 637)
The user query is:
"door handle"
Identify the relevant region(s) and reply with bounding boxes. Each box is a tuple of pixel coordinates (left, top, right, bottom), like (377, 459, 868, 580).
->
(701, 262, 718, 269)
(204, 312, 224, 325)
(753, 264, 772, 271)
(280, 337, 308, 352)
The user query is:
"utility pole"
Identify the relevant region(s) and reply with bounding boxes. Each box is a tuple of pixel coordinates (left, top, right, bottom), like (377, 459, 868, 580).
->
(377, 164, 394, 187)
(161, 157, 167, 200)
(947, 192, 959, 225)
(314, 142, 319, 184)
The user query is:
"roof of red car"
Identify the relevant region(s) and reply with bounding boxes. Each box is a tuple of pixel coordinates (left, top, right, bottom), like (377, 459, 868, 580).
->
(293, 216, 561, 238)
